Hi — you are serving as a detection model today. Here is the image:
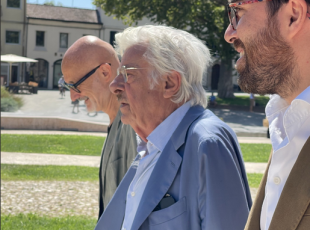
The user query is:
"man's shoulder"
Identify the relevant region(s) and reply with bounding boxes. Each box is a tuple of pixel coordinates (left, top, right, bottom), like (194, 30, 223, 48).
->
(189, 109, 234, 138)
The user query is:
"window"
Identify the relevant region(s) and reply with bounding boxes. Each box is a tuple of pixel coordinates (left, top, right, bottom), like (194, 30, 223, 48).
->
(36, 31, 45, 47)
(110, 31, 117, 46)
(6, 31, 19, 44)
(7, 0, 20, 8)
(59, 33, 68, 48)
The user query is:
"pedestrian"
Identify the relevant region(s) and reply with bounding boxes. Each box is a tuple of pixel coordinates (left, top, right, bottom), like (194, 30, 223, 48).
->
(95, 25, 251, 230)
(58, 76, 65, 98)
(71, 99, 79, 113)
(249, 93, 255, 112)
(62, 36, 137, 220)
(225, 0, 310, 229)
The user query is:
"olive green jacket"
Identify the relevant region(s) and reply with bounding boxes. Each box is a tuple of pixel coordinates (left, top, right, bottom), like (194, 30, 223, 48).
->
(98, 110, 137, 220)
(245, 137, 310, 230)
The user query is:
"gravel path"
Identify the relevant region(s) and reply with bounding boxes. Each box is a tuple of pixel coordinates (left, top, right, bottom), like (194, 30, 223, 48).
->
(1, 180, 258, 218)
(1, 181, 99, 218)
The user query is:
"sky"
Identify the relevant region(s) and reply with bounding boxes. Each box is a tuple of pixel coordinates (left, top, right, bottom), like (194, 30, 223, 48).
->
(26, 0, 96, 9)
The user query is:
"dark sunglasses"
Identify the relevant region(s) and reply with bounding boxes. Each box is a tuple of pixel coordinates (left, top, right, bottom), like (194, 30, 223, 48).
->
(63, 63, 111, 93)
(227, 0, 272, 30)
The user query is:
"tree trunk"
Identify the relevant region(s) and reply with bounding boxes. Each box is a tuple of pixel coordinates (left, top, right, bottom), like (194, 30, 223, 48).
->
(217, 57, 234, 98)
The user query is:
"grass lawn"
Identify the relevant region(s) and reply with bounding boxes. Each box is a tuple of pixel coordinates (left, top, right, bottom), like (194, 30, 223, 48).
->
(240, 144, 271, 163)
(1, 213, 96, 230)
(216, 95, 269, 107)
(1, 134, 105, 156)
(1, 164, 264, 188)
(247, 173, 264, 188)
(1, 164, 98, 181)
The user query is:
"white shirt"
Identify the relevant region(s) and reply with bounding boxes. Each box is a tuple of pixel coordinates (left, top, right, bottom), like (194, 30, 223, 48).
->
(121, 101, 191, 230)
(260, 86, 310, 230)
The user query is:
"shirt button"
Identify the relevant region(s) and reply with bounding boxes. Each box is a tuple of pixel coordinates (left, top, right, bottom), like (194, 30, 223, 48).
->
(273, 176, 281, 185)
(131, 192, 135, 197)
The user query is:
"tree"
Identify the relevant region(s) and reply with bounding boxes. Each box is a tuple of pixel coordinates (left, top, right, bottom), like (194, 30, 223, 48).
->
(43, 0, 63, 6)
(94, 0, 237, 98)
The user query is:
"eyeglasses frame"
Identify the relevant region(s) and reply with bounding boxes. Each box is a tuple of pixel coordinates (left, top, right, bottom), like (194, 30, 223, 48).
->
(117, 66, 147, 83)
(228, 0, 273, 30)
(227, 0, 310, 30)
(63, 63, 111, 93)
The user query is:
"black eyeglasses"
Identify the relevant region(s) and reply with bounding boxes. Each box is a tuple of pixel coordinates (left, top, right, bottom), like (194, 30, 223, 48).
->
(63, 63, 111, 93)
(227, 0, 272, 30)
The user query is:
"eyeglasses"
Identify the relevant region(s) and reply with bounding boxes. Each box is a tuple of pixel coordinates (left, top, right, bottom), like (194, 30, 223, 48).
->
(63, 63, 111, 93)
(227, 0, 273, 30)
(117, 66, 147, 83)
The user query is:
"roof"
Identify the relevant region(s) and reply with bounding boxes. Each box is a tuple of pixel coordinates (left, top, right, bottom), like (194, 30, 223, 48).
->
(27, 4, 101, 24)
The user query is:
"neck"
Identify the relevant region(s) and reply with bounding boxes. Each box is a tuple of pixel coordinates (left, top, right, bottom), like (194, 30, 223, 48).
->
(133, 102, 181, 142)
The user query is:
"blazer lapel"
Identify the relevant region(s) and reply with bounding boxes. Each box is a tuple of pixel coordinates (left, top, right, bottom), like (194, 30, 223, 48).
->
(130, 105, 205, 230)
(269, 137, 310, 230)
(95, 160, 138, 230)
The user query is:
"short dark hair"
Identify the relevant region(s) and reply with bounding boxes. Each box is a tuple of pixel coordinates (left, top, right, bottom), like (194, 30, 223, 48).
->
(267, 0, 310, 17)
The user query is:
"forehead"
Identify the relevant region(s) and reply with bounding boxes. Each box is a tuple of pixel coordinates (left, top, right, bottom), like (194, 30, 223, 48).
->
(121, 45, 149, 67)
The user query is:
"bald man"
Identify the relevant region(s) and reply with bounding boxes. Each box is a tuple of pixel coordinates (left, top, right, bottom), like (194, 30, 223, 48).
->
(62, 36, 137, 219)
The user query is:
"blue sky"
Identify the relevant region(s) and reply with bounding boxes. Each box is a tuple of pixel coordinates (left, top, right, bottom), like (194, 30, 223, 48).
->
(26, 0, 96, 9)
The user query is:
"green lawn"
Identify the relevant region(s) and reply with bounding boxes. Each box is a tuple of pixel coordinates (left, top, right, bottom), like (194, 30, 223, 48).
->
(216, 95, 269, 106)
(1, 164, 264, 187)
(1, 134, 105, 156)
(2, 134, 271, 162)
(1, 213, 96, 230)
(247, 173, 264, 188)
(240, 143, 271, 162)
(1, 164, 98, 181)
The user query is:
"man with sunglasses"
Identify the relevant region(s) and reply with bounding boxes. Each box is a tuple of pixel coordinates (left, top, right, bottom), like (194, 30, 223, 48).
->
(61, 36, 137, 220)
(95, 25, 252, 230)
(225, 0, 310, 229)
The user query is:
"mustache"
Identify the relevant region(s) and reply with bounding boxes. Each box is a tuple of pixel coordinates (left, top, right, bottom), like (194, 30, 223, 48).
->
(233, 39, 245, 51)
(116, 94, 125, 102)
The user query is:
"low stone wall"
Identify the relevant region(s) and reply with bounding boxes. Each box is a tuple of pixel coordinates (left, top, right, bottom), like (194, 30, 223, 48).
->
(1, 116, 108, 132)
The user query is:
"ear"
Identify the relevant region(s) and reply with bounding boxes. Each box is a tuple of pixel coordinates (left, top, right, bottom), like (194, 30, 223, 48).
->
(99, 63, 112, 82)
(163, 71, 181, 99)
(284, 0, 308, 39)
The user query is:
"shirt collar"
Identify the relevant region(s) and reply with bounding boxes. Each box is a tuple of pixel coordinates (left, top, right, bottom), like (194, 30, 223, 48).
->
(136, 101, 191, 156)
(147, 101, 191, 152)
(266, 86, 310, 143)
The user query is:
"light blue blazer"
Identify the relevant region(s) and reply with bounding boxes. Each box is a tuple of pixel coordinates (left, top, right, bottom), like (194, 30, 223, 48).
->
(95, 105, 252, 230)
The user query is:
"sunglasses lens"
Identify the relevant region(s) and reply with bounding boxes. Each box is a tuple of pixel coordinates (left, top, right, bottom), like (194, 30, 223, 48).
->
(230, 8, 238, 29)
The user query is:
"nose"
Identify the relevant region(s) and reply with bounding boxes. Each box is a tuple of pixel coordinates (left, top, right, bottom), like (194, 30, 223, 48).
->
(70, 89, 80, 101)
(109, 74, 125, 95)
(224, 24, 238, 44)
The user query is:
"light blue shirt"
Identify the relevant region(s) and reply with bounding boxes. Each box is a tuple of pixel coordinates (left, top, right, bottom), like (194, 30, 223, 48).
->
(121, 101, 191, 230)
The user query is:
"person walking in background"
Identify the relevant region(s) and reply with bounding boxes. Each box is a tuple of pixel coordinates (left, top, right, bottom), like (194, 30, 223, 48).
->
(71, 99, 79, 113)
(249, 93, 255, 112)
(62, 36, 137, 220)
(96, 25, 251, 230)
(225, 0, 310, 229)
(58, 76, 65, 98)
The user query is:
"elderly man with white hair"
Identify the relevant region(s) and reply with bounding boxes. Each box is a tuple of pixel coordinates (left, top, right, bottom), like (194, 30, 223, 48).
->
(95, 25, 252, 230)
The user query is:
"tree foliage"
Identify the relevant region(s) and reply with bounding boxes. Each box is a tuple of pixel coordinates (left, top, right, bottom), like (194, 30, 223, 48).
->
(94, 0, 237, 97)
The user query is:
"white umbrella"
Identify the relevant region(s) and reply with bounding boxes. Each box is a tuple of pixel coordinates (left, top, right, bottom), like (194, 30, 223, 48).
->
(1, 54, 38, 86)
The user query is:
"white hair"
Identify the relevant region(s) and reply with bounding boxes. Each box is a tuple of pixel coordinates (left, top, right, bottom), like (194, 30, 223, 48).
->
(114, 25, 211, 107)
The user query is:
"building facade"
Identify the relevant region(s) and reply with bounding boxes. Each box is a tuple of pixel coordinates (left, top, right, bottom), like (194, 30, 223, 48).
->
(1, 2, 226, 90)
(1, 0, 27, 85)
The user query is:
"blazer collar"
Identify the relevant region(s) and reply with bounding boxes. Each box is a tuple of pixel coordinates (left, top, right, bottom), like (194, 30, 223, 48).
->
(269, 136, 310, 230)
(131, 105, 205, 230)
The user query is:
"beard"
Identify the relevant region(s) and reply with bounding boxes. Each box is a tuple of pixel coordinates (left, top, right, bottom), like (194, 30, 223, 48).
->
(234, 16, 299, 98)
